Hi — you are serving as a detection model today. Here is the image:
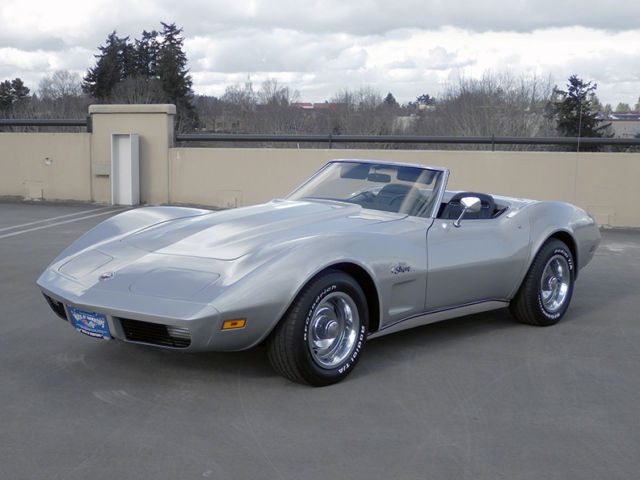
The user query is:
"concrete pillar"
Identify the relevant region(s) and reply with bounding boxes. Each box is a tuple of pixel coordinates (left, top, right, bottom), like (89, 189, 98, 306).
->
(89, 104, 175, 204)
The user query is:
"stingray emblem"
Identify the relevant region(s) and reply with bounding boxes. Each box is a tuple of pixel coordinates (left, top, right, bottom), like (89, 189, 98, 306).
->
(391, 263, 411, 275)
(99, 271, 115, 281)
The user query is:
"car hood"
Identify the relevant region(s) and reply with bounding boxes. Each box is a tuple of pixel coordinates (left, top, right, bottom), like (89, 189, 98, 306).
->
(121, 199, 401, 260)
(39, 200, 404, 309)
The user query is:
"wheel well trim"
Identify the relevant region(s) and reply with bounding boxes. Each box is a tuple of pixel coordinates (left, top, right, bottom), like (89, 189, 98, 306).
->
(326, 262, 381, 334)
(548, 230, 578, 277)
(514, 229, 579, 298)
(275, 261, 382, 336)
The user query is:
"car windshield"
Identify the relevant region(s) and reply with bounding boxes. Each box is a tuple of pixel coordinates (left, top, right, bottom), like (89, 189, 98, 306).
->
(287, 161, 444, 218)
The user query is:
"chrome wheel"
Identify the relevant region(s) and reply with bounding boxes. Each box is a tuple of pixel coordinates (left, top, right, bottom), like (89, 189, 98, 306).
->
(268, 271, 368, 386)
(511, 239, 574, 326)
(307, 292, 360, 369)
(540, 254, 571, 313)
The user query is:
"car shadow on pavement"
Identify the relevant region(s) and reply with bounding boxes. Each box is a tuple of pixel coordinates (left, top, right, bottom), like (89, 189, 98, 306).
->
(85, 308, 521, 386)
(78, 272, 622, 387)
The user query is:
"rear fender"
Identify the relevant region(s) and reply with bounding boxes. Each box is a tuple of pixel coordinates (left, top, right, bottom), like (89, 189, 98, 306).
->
(511, 201, 593, 297)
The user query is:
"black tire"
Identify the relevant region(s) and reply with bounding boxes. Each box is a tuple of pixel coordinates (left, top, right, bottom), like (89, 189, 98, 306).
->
(267, 271, 368, 386)
(510, 238, 575, 326)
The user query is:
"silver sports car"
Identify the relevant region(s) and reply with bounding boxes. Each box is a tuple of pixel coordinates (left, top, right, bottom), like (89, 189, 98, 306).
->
(38, 159, 601, 385)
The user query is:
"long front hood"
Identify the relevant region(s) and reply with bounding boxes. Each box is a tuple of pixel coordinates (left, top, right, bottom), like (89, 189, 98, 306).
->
(39, 200, 401, 302)
(122, 199, 397, 260)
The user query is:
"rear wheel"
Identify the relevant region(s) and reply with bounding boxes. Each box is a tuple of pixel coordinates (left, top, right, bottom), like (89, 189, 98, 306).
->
(510, 239, 575, 326)
(267, 271, 368, 386)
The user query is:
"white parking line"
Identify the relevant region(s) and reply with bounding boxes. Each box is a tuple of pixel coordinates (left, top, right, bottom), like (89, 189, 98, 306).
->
(0, 209, 126, 239)
(0, 206, 116, 233)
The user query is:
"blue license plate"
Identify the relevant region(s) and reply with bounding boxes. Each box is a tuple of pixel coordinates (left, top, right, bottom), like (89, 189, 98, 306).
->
(68, 307, 111, 339)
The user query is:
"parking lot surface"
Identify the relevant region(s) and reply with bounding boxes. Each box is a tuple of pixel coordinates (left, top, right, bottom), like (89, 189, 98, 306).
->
(1, 200, 639, 480)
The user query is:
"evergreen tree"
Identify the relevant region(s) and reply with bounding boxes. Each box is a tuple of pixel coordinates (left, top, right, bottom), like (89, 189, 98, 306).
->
(588, 93, 603, 112)
(156, 23, 193, 104)
(615, 102, 631, 113)
(553, 75, 609, 138)
(134, 30, 160, 78)
(0, 81, 14, 112)
(0, 78, 30, 113)
(10, 78, 30, 101)
(83, 24, 196, 130)
(82, 32, 131, 99)
(155, 22, 196, 128)
(383, 92, 399, 108)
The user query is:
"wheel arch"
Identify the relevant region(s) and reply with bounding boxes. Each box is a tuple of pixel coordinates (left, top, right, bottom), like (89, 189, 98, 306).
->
(266, 261, 376, 386)
(523, 201, 582, 282)
(511, 229, 579, 300)
(296, 262, 381, 335)
(509, 232, 577, 326)
(548, 230, 578, 277)
(330, 262, 381, 334)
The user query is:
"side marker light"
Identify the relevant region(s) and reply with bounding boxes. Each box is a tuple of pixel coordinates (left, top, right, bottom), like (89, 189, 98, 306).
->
(222, 319, 246, 330)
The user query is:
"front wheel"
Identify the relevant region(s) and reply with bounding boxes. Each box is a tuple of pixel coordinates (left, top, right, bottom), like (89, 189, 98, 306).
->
(267, 271, 368, 386)
(510, 239, 575, 326)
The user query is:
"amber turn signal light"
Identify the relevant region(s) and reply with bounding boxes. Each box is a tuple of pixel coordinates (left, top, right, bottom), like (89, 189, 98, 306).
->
(222, 319, 246, 330)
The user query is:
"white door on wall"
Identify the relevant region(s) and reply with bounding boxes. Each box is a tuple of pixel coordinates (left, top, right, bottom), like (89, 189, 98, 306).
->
(111, 133, 140, 205)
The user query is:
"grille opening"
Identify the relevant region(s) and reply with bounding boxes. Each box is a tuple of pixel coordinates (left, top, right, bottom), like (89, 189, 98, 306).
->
(119, 318, 191, 348)
(44, 294, 67, 320)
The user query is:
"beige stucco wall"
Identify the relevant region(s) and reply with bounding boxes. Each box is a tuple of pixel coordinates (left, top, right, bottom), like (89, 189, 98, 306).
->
(0, 132, 91, 201)
(89, 104, 175, 204)
(169, 148, 640, 228)
(169, 148, 331, 208)
(1, 103, 638, 227)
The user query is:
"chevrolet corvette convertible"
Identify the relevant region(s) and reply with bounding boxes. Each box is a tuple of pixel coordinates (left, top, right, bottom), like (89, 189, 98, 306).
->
(37, 159, 601, 385)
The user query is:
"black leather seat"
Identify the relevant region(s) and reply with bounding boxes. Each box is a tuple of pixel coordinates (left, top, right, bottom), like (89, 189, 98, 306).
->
(440, 192, 496, 220)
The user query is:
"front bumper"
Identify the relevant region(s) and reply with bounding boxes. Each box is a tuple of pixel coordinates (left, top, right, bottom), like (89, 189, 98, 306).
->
(38, 282, 274, 352)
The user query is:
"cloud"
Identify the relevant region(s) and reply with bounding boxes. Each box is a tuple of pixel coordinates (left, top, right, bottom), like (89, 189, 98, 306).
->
(175, 25, 640, 105)
(169, 0, 640, 35)
(162, 1, 640, 35)
(4, 0, 640, 53)
(187, 29, 351, 74)
(0, 48, 50, 72)
(1, 1, 639, 107)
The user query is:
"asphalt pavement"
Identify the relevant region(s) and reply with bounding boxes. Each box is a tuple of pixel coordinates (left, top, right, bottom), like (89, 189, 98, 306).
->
(1, 200, 639, 480)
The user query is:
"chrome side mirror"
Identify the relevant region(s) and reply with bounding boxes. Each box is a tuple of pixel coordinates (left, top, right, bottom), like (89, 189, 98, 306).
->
(453, 196, 481, 227)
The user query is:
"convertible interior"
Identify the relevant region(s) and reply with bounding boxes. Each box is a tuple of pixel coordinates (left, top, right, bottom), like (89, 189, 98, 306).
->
(329, 163, 508, 219)
(350, 185, 508, 219)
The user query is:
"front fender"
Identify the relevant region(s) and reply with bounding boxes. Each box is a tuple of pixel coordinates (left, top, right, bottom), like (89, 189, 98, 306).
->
(209, 226, 427, 346)
(206, 234, 375, 345)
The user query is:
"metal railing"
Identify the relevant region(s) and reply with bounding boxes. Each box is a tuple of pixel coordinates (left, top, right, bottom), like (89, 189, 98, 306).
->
(2, 117, 639, 150)
(175, 133, 640, 150)
(0, 118, 91, 131)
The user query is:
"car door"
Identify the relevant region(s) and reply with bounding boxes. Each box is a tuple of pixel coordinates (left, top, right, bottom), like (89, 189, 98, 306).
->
(425, 215, 530, 311)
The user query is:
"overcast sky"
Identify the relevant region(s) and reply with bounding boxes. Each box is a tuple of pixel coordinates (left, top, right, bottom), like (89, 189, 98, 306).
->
(1, 0, 639, 106)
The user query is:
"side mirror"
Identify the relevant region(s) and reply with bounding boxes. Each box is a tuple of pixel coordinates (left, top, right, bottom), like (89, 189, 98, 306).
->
(453, 196, 481, 227)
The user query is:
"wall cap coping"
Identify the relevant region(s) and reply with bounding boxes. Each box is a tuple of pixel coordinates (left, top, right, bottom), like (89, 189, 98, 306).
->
(89, 104, 176, 115)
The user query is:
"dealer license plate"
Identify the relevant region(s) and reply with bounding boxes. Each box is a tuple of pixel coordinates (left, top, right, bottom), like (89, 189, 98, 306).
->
(68, 307, 111, 339)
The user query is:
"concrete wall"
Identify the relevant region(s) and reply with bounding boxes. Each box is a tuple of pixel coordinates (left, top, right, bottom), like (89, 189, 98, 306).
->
(169, 148, 640, 228)
(0, 132, 91, 201)
(1, 104, 638, 227)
